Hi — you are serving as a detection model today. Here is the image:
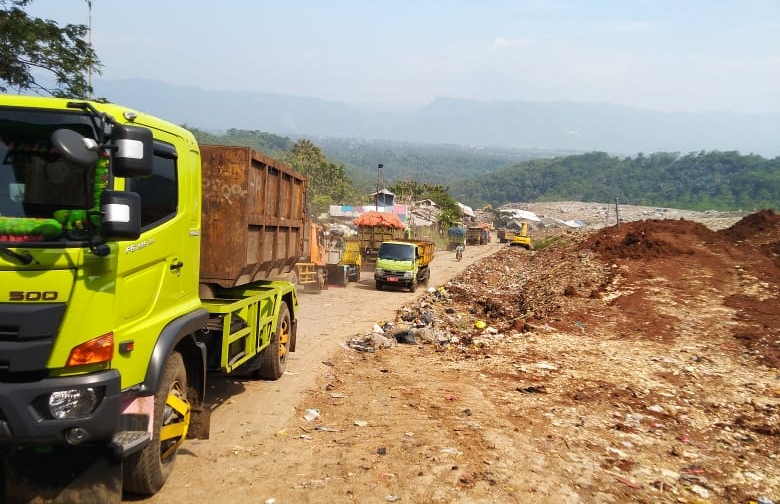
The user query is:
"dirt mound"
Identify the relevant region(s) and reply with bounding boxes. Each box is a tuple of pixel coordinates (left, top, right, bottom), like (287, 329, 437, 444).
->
(447, 212, 780, 369)
(720, 209, 779, 242)
(720, 209, 780, 267)
(583, 218, 722, 261)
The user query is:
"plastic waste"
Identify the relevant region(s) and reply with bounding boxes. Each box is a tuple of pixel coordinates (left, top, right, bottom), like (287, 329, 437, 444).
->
(303, 408, 320, 422)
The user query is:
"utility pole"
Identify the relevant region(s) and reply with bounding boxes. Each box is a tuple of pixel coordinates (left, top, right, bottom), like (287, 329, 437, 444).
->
(375, 163, 383, 211)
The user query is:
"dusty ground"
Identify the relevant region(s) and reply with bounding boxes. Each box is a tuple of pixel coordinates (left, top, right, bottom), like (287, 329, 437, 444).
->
(139, 207, 779, 504)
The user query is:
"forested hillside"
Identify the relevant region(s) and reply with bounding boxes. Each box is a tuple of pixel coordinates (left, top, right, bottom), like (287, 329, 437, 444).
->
(313, 137, 572, 192)
(187, 127, 294, 159)
(450, 151, 780, 211)
(187, 127, 779, 212)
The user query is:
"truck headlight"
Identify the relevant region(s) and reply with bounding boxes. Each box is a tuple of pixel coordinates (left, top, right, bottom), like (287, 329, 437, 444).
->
(48, 388, 100, 419)
(374, 268, 384, 275)
(403, 271, 414, 279)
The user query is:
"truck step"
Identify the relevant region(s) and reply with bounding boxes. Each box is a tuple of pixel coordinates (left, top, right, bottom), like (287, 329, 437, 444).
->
(111, 430, 151, 456)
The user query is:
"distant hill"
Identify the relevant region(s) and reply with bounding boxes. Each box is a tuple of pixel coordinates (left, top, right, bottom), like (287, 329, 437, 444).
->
(93, 78, 780, 159)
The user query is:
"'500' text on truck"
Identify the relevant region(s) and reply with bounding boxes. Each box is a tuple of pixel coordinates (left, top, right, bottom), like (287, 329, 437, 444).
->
(0, 95, 304, 503)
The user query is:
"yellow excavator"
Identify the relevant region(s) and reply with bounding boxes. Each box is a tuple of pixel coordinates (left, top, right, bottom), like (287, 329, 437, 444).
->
(509, 222, 533, 249)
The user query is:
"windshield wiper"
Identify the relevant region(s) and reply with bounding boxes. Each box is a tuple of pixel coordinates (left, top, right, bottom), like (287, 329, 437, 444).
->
(0, 243, 33, 265)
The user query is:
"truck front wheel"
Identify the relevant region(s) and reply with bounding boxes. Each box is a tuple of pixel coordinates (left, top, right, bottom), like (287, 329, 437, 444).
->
(123, 351, 189, 495)
(254, 303, 291, 380)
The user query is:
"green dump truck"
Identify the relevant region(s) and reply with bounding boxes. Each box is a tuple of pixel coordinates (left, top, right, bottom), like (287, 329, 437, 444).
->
(374, 239, 435, 292)
(0, 95, 302, 503)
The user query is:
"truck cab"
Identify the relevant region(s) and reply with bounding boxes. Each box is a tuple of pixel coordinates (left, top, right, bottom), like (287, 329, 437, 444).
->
(374, 240, 434, 292)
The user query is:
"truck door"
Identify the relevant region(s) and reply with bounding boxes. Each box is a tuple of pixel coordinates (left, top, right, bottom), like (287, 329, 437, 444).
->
(114, 137, 199, 386)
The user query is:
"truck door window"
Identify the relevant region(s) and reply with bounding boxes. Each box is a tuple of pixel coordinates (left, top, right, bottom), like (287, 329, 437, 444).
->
(125, 143, 177, 228)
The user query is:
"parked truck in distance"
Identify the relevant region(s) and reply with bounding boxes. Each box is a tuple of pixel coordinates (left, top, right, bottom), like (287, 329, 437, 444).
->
(296, 220, 329, 292)
(325, 234, 362, 286)
(466, 225, 484, 245)
(374, 239, 435, 292)
(447, 226, 466, 251)
(0, 96, 302, 503)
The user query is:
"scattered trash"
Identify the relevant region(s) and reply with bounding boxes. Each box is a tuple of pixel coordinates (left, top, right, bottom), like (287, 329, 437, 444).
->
(688, 483, 710, 499)
(617, 477, 642, 489)
(354, 420, 368, 427)
(377, 447, 387, 455)
(517, 385, 547, 394)
(474, 320, 487, 329)
(440, 447, 462, 455)
(444, 394, 458, 401)
(303, 408, 320, 422)
(393, 329, 416, 344)
(314, 425, 340, 432)
(385, 495, 399, 502)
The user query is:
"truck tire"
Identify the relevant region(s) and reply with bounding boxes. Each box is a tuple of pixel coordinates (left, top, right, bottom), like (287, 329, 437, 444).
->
(339, 268, 348, 286)
(375, 281, 383, 291)
(254, 303, 291, 380)
(409, 280, 416, 293)
(123, 351, 189, 496)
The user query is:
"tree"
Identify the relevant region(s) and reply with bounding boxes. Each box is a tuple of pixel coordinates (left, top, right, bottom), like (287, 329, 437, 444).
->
(283, 139, 359, 212)
(0, 0, 101, 98)
(390, 180, 462, 230)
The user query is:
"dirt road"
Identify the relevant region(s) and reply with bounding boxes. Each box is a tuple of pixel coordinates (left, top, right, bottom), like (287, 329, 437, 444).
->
(136, 238, 504, 503)
(137, 210, 779, 504)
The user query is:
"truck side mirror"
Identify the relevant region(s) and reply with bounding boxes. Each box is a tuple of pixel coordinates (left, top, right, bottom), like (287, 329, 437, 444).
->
(112, 124, 153, 178)
(51, 128, 99, 166)
(100, 190, 142, 239)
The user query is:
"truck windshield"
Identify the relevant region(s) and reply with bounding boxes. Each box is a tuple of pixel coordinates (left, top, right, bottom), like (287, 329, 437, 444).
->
(0, 108, 98, 243)
(378, 243, 414, 261)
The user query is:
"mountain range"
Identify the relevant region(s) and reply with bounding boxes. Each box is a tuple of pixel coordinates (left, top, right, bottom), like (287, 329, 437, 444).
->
(92, 78, 779, 158)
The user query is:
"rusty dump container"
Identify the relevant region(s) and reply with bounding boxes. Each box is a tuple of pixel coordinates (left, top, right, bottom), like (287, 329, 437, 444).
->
(198, 145, 307, 288)
(357, 224, 405, 269)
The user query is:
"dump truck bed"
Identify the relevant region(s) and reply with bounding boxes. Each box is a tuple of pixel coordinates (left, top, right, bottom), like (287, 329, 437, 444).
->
(198, 145, 307, 288)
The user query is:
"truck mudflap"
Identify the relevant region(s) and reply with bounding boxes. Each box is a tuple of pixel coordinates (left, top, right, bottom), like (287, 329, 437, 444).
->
(3, 445, 122, 504)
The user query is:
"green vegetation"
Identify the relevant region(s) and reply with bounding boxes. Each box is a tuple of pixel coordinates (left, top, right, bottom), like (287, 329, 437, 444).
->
(0, 0, 100, 98)
(281, 140, 361, 216)
(187, 127, 294, 159)
(450, 151, 780, 211)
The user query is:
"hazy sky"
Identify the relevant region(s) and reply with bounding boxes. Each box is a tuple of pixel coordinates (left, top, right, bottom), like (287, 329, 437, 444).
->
(25, 0, 780, 114)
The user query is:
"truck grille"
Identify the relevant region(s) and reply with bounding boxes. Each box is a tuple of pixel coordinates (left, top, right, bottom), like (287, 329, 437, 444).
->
(0, 304, 67, 374)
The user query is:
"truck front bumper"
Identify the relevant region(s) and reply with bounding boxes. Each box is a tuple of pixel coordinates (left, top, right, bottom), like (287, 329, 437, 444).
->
(0, 370, 122, 446)
(374, 270, 414, 288)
